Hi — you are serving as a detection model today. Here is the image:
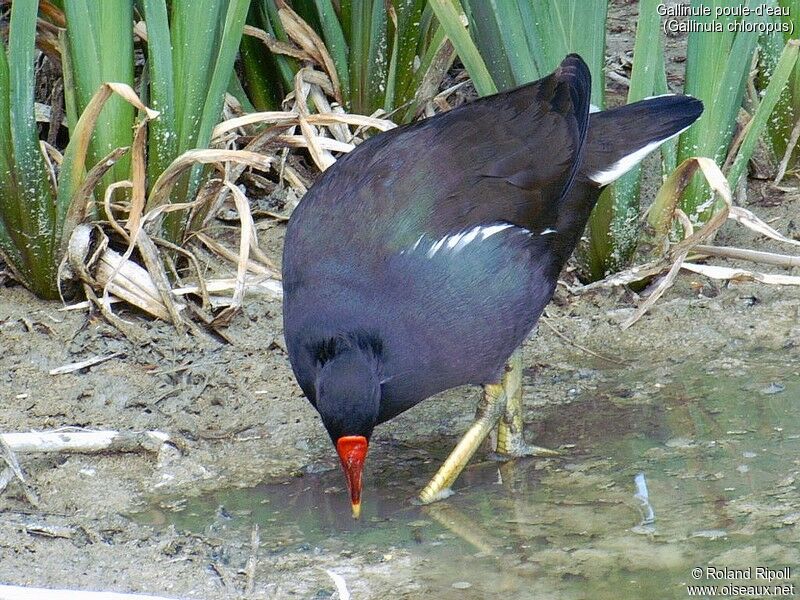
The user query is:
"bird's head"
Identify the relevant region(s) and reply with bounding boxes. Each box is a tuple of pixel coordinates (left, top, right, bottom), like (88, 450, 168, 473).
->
(315, 347, 381, 518)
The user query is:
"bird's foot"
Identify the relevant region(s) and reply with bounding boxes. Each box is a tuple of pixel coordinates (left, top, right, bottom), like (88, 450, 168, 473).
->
(493, 349, 557, 458)
(493, 435, 560, 459)
(494, 406, 559, 458)
(417, 486, 455, 504)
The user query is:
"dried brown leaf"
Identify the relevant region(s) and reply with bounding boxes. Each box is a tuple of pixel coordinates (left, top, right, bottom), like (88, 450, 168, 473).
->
(277, 5, 342, 102)
(147, 149, 272, 211)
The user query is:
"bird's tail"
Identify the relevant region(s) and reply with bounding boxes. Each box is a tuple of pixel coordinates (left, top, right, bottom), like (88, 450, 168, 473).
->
(581, 95, 704, 187)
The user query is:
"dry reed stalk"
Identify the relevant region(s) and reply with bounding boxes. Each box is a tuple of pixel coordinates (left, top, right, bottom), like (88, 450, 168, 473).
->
(574, 158, 800, 328)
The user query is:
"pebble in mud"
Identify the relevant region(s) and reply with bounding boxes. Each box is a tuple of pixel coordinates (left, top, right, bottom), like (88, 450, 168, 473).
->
(761, 382, 786, 395)
(691, 530, 728, 540)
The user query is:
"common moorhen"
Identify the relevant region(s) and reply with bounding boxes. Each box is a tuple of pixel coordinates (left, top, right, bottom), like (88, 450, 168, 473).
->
(282, 55, 702, 517)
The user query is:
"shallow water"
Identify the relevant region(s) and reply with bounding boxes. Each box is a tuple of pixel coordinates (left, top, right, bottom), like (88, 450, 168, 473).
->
(138, 353, 800, 599)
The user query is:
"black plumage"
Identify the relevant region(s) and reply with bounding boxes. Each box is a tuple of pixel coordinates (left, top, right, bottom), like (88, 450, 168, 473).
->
(282, 55, 702, 448)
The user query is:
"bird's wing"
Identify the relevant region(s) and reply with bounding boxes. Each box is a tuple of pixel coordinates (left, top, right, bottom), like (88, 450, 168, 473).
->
(373, 222, 557, 421)
(292, 55, 591, 257)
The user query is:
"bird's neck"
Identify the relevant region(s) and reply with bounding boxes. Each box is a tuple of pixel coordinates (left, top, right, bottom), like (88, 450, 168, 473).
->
(315, 345, 383, 441)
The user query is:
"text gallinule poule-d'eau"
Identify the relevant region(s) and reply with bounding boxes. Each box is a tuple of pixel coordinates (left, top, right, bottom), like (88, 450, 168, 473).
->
(282, 54, 703, 517)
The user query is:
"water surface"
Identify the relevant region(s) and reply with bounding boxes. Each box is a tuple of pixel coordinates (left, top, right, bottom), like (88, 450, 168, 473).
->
(138, 354, 800, 599)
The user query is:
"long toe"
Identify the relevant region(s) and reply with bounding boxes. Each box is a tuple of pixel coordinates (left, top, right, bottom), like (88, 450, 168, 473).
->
(494, 439, 560, 459)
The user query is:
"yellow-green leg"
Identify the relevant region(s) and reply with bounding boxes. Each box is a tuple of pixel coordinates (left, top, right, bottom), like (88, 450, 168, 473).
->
(418, 381, 506, 504)
(418, 348, 558, 505)
(495, 350, 559, 458)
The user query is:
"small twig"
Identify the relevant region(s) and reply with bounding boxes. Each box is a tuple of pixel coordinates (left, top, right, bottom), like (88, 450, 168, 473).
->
(621, 251, 688, 330)
(774, 115, 800, 185)
(693, 244, 800, 268)
(0, 429, 170, 454)
(281, 163, 308, 196)
(49, 352, 123, 375)
(433, 80, 470, 105)
(540, 317, 626, 365)
(24, 524, 77, 540)
(607, 70, 631, 87)
(0, 436, 39, 506)
(208, 562, 236, 595)
(253, 210, 290, 222)
(324, 570, 351, 600)
(0, 467, 15, 495)
(244, 524, 260, 596)
(152, 236, 212, 311)
(193, 232, 276, 277)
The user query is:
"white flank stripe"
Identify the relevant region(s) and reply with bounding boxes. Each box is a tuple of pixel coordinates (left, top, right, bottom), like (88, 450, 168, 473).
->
(426, 237, 448, 257)
(479, 223, 515, 238)
(458, 226, 482, 248)
(446, 231, 467, 249)
(423, 223, 516, 258)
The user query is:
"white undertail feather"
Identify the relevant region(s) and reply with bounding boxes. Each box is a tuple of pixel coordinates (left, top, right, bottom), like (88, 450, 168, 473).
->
(643, 93, 679, 100)
(588, 137, 669, 186)
(587, 94, 694, 186)
(587, 123, 694, 186)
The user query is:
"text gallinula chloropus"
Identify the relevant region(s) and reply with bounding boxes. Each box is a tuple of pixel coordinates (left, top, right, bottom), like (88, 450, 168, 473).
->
(283, 55, 703, 517)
